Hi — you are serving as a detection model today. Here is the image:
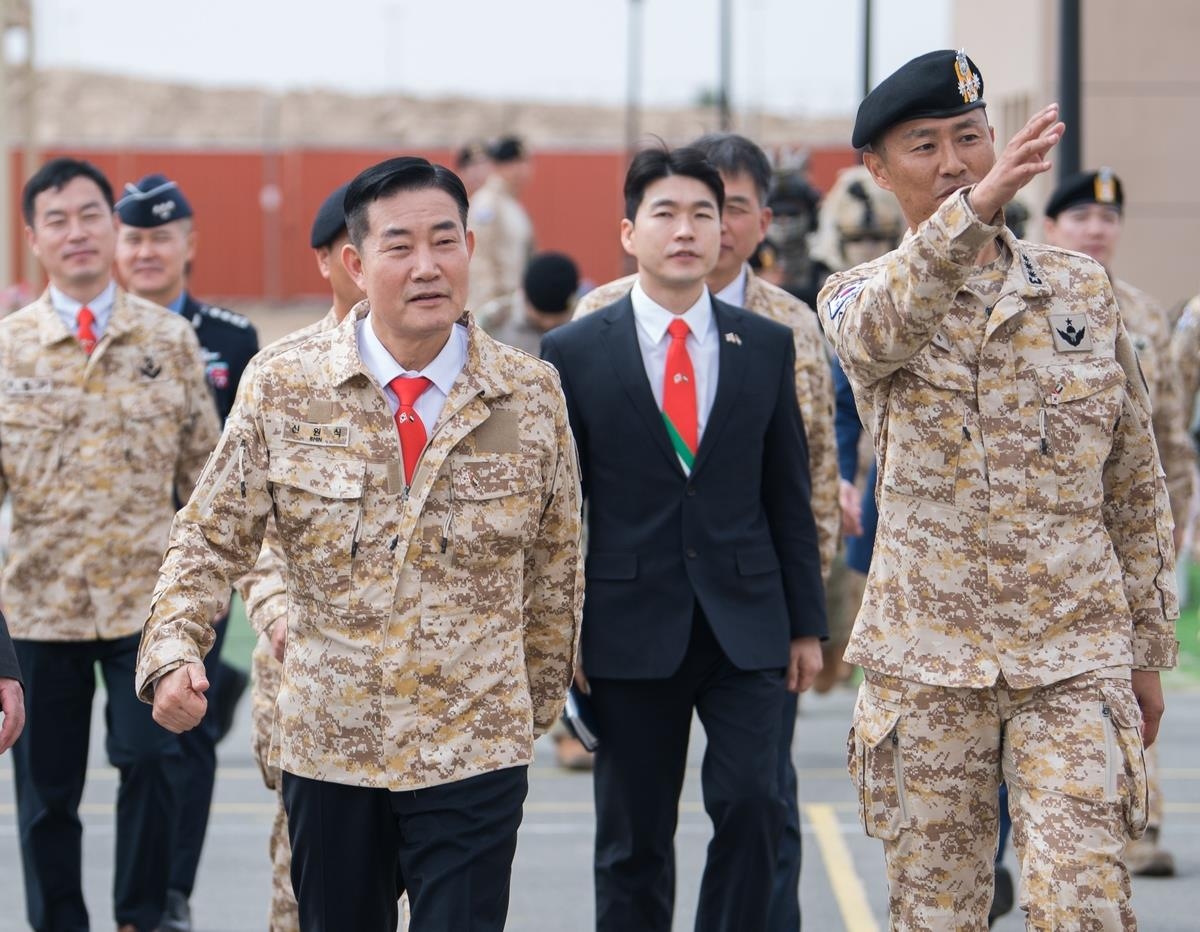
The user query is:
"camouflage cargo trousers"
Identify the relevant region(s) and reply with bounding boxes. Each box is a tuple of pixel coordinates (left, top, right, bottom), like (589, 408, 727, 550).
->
(251, 640, 300, 932)
(848, 666, 1148, 931)
(251, 638, 412, 931)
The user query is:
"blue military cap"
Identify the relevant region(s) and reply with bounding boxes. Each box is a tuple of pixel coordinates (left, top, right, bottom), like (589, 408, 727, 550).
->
(311, 182, 351, 249)
(1044, 168, 1123, 219)
(115, 173, 193, 227)
(852, 49, 985, 150)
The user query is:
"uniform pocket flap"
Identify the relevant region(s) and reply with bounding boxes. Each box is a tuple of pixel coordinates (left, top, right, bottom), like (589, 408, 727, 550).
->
(451, 455, 539, 500)
(1035, 359, 1124, 405)
(736, 546, 781, 576)
(0, 394, 63, 429)
(854, 694, 901, 749)
(585, 552, 637, 580)
(1101, 683, 1143, 730)
(905, 348, 975, 392)
(269, 453, 365, 500)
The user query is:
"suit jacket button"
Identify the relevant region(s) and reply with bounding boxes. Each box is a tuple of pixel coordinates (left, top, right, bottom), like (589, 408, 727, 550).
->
(686, 548, 698, 559)
(685, 486, 696, 497)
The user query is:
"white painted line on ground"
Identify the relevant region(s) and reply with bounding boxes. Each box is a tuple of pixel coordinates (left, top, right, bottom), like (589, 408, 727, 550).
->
(804, 803, 881, 932)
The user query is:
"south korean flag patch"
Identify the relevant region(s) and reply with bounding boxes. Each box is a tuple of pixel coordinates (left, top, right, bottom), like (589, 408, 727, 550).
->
(825, 280, 866, 327)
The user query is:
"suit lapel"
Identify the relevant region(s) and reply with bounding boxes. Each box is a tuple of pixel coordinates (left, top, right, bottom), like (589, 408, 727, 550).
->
(599, 296, 684, 475)
(691, 300, 748, 477)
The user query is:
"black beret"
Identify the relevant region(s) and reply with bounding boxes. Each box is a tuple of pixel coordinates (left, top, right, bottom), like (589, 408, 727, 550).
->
(853, 49, 985, 150)
(522, 252, 579, 315)
(489, 136, 527, 164)
(115, 173, 193, 227)
(310, 182, 351, 249)
(456, 141, 490, 169)
(1044, 168, 1123, 219)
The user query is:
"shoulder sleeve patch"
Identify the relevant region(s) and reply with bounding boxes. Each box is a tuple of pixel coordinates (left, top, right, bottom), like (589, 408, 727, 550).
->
(825, 279, 867, 326)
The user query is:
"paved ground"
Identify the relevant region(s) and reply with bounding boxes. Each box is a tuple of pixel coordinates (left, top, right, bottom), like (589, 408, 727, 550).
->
(1, 669, 1198, 931)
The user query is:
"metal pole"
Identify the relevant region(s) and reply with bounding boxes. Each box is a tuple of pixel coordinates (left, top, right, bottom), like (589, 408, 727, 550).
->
(21, 0, 37, 288)
(624, 0, 643, 158)
(1, 0, 13, 288)
(718, 0, 732, 131)
(1058, 0, 1082, 178)
(862, 0, 873, 97)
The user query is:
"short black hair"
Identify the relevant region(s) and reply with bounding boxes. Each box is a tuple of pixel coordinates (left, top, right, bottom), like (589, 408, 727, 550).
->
(623, 145, 725, 221)
(690, 133, 773, 206)
(23, 157, 114, 225)
(344, 157, 469, 248)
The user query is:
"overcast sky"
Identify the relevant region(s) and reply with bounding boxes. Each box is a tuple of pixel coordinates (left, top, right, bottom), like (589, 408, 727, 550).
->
(26, 0, 950, 116)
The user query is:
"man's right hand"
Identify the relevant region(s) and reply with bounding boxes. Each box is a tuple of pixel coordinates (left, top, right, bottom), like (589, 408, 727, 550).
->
(839, 479, 864, 537)
(574, 665, 590, 696)
(0, 677, 25, 754)
(266, 616, 288, 663)
(969, 103, 1064, 222)
(152, 662, 210, 734)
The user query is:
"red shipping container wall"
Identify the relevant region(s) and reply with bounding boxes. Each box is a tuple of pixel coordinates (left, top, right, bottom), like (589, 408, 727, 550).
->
(7, 146, 855, 301)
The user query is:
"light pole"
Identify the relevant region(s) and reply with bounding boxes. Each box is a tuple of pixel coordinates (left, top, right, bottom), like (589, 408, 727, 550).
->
(1058, 0, 1082, 178)
(625, 0, 644, 159)
(717, 0, 732, 131)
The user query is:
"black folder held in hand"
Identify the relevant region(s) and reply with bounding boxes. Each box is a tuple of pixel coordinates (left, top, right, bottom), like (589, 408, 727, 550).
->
(561, 684, 600, 752)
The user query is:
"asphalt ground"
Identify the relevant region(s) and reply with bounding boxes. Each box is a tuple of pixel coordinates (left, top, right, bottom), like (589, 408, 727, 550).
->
(0, 652, 1198, 931)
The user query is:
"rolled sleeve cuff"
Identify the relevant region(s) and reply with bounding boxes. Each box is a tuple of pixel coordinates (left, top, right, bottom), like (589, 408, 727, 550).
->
(249, 593, 288, 636)
(1132, 636, 1179, 671)
(135, 640, 203, 703)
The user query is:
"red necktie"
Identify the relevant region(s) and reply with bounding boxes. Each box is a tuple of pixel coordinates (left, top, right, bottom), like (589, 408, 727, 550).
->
(662, 318, 697, 471)
(388, 375, 433, 486)
(77, 306, 97, 355)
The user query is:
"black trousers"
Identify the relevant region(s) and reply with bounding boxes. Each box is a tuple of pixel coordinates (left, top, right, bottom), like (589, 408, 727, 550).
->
(281, 765, 528, 932)
(589, 608, 787, 932)
(11, 634, 179, 932)
(767, 689, 801, 931)
(167, 610, 229, 896)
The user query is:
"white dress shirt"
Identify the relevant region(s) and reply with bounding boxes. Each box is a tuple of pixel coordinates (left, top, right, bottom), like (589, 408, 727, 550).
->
(356, 316, 468, 434)
(51, 280, 116, 340)
(630, 280, 720, 443)
(714, 263, 750, 310)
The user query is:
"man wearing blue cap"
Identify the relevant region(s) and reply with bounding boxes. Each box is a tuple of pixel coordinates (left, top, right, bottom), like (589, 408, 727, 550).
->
(115, 173, 260, 931)
(821, 50, 1177, 930)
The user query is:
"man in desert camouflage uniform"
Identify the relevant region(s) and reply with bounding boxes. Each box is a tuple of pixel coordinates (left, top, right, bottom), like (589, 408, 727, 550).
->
(136, 156, 582, 932)
(822, 51, 1177, 930)
(573, 133, 837, 932)
(2, 158, 219, 932)
(235, 181, 364, 932)
(1043, 168, 1194, 880)
(468, 136, 535, 328)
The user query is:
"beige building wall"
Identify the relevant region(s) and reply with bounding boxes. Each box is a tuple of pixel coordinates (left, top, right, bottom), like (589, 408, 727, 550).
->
(954, 0, 1200, 308)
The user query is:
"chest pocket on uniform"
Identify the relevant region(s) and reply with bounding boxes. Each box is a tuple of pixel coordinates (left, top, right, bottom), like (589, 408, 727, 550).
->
(881, 357, 973, 506)
(0, 393, 65, 521)
(268, 451, 365, 609)
(1031, 359, 1125, 513)
(119, 380, 186, 485)
(446, 454, 541, 561)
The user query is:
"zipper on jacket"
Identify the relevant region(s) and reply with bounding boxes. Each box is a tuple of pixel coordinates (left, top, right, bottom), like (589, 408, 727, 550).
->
(350, 500, 364, 558)
(238, 445, 246, 498)
(441, 479, 455, 554)
(1038, 406, 1050, 455)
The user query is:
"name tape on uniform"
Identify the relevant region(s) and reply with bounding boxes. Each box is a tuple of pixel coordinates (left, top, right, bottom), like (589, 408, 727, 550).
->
(3, 377, 53, 395)
(285, 420, 351, 447)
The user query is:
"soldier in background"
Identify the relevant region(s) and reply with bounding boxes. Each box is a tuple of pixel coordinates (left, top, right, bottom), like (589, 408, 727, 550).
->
(481, 251, 579, 356)
(114, 173, 261, 932)
(4, 157, 219, 932)
(237, 180, 365, 932)
(136, 156, 582, 932)
(574, 132, 839, 932)
(1043, 169, 1196, 881)
(468, 136, 535, 325)
(824, 51, 1176, 928)
(765, 160, 821, 301)
(455, 140, 492, 197)
(804, 165, 903, 697)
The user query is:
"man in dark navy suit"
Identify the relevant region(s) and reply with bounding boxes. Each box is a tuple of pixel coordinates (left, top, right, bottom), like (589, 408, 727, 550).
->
(541, 146, 827, 932)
